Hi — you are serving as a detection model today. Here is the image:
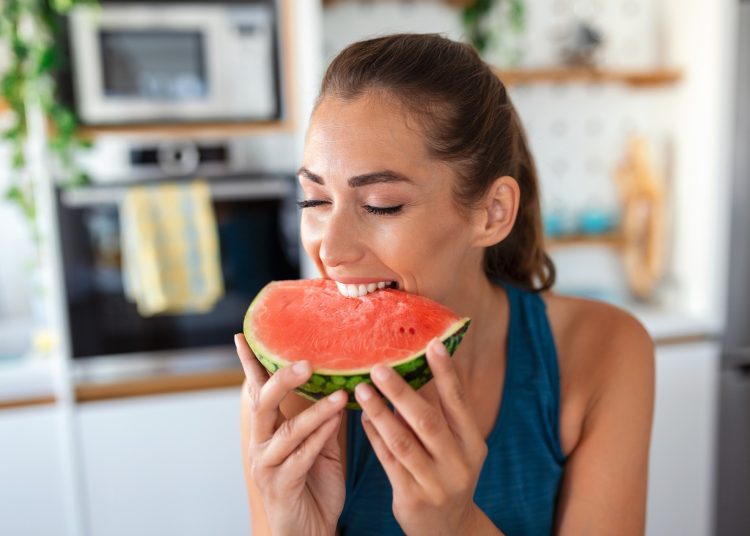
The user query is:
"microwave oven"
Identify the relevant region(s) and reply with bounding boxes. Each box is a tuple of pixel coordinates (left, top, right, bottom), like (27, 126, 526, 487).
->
(66, 1, 281, 125)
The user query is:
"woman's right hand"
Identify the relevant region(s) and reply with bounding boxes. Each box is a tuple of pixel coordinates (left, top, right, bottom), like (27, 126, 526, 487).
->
(235, 334, 348, 536)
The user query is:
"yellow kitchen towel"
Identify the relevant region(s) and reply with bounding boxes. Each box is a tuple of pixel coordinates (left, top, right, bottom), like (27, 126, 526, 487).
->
(120, 180, 224, 317)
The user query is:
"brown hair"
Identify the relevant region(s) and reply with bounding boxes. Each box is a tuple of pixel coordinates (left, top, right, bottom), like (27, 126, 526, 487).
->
(314, 33, 555, 292)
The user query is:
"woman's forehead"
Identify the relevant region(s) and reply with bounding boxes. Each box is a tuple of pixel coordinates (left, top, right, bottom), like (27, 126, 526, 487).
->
(303, 94, 435, 180)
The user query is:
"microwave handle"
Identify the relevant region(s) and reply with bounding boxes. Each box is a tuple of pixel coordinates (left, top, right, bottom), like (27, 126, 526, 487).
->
(60, 178, 295, 208)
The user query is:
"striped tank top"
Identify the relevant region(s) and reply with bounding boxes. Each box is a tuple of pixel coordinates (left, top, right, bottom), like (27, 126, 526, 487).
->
(336, 279, 567, 535)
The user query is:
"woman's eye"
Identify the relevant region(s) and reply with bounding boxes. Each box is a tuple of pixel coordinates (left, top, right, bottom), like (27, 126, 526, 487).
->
(296, 199, 329, 209)
(363, 204, 403, 216)
(296, 200, 403, 216)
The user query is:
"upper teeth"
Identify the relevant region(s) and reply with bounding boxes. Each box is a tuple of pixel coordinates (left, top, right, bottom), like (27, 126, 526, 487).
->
(336, 281, 393, 298)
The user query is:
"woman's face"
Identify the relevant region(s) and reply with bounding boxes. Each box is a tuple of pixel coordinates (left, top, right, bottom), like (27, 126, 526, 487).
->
(298, 92, 486, 306)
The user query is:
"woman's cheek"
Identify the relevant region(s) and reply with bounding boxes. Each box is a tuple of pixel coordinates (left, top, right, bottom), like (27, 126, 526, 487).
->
(371, 220, 426, 265)
(299, 214, 323, 257)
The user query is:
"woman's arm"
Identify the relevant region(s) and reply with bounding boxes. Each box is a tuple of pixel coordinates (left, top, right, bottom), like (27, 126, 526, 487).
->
(554, 311, 655, 535)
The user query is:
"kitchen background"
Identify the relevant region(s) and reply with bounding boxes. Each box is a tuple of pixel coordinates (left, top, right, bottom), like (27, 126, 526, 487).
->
(0, 0, 744, 535)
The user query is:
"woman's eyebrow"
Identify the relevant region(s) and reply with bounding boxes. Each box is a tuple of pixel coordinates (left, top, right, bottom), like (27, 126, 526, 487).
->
(296, 167, 414, 187)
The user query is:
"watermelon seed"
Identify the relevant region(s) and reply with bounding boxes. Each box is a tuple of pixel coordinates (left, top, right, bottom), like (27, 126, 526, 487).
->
(409, 327, 415, 335)
(399, 327, 405, 334)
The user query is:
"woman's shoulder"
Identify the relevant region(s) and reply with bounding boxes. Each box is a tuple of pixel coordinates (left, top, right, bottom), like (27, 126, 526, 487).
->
(540, 290, 654, 360)
(538, 290, 655, 456)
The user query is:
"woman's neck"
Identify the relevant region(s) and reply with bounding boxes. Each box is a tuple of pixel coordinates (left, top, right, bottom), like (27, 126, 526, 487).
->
(446, 274, 509, 388)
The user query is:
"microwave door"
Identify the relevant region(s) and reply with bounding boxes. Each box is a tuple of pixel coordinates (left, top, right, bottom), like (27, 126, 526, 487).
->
(99, 30, 208, 102)
(98, 29, 211, 123)
(70, 6, 214, 124)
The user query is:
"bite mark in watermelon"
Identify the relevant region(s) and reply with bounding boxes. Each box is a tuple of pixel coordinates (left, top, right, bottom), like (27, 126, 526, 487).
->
(243, 279, 470, 410)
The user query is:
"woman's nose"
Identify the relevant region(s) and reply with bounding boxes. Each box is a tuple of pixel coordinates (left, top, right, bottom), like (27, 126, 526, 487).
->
(319, 210, 365, 268)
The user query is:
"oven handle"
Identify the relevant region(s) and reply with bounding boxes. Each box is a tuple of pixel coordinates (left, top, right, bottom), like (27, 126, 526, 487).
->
(60, 178, 295, 208)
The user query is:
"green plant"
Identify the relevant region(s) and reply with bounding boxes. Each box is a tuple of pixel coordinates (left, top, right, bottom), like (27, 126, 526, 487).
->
(0, 0, 94, 243)
(461, 0, 525, 65)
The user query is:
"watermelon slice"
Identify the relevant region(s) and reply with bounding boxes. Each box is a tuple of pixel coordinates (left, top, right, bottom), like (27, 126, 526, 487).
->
(243, 279, 470, 409)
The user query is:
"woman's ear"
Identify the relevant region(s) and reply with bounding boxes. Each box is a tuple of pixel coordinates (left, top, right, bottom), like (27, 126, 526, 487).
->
(472, 176, 520, 248)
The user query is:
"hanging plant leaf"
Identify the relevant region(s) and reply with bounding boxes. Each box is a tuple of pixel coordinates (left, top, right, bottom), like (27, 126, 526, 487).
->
(509, 0, 525, 32)
(34, 46, 57, 75)
(0, 0, 95, 244)
(460, 0, 526, 58)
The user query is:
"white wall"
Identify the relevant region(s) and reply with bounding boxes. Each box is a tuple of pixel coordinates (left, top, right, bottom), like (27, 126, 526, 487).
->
(323, 0, 661, 67)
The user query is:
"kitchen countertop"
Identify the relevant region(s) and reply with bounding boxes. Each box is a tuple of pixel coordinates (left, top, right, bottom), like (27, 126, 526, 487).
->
(73, 345, 245, 402)
(629, 307, 722, 344)
(0, 356, 59, 409)
(0, 308, 723, 407)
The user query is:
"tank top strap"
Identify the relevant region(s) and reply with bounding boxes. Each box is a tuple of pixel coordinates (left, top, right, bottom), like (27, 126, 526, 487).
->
(497, 280, 555, 377)
(496, 278, 565, 463)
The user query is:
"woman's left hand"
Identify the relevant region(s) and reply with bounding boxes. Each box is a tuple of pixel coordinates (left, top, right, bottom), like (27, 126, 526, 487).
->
(354, 337, 490, 536)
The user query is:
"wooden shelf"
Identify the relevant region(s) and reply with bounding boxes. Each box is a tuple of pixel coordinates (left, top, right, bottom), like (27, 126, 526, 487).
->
(0, 395, 57, 410)
(76, 118, 295, 140)
(0, 102, 297, 139)
(546, 232, 625, 249)
(493, 66, 683, 88)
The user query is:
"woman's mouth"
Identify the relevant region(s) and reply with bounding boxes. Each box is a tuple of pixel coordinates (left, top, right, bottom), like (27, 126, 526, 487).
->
(334, 280, 399, 298)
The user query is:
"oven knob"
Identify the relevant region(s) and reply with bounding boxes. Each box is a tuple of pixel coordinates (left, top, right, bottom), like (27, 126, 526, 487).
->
(157, 140, 200, 176)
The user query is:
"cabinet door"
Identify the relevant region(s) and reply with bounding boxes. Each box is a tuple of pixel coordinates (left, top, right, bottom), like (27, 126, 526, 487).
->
(76, 387, 250, 536)
(646, 341, 720, 536)
(0, 404, 69, 536)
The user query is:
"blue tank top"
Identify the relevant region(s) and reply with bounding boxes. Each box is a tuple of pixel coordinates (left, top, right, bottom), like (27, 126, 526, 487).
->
(336, 279, 567, 535)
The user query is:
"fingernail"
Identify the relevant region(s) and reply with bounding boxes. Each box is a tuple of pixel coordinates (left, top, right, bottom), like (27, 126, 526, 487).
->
(356, 382, 373, 401)
(362, 412, 370, 422)
(292, 361, 310, 376)
(328, 390, 345, 404)
(234, 334, 241, 349)
(372, 365, 391, 381)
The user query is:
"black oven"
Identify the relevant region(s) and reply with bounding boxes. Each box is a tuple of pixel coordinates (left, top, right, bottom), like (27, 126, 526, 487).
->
(55, 172, 300, 359)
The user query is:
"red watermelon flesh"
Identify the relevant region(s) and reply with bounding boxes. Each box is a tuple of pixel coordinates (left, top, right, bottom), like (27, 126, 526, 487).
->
(243, 278, 471, 408)
(247, 279, 461, 371)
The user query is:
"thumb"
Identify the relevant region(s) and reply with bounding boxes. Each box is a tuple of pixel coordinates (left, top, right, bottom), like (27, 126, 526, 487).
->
(320, 410, 345, 459)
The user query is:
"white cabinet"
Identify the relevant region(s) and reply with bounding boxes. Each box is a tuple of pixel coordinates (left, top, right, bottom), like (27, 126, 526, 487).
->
(646, 341, 720, 536)
(1, 340, 718, 536)
(76, 387, 250, 536)
(0, 404, 69, 536)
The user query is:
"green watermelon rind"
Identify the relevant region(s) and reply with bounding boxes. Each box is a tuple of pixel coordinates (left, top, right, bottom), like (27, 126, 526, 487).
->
(250, 319, 469, 410)
(243, 285, 471, 410)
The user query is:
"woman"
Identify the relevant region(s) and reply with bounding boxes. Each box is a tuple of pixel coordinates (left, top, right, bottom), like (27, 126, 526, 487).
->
(235, 33, 654, 536)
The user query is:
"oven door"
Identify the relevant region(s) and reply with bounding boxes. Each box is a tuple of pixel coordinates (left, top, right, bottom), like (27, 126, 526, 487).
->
(68, 2, 278, 124)
(56, 174, 300, 359)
